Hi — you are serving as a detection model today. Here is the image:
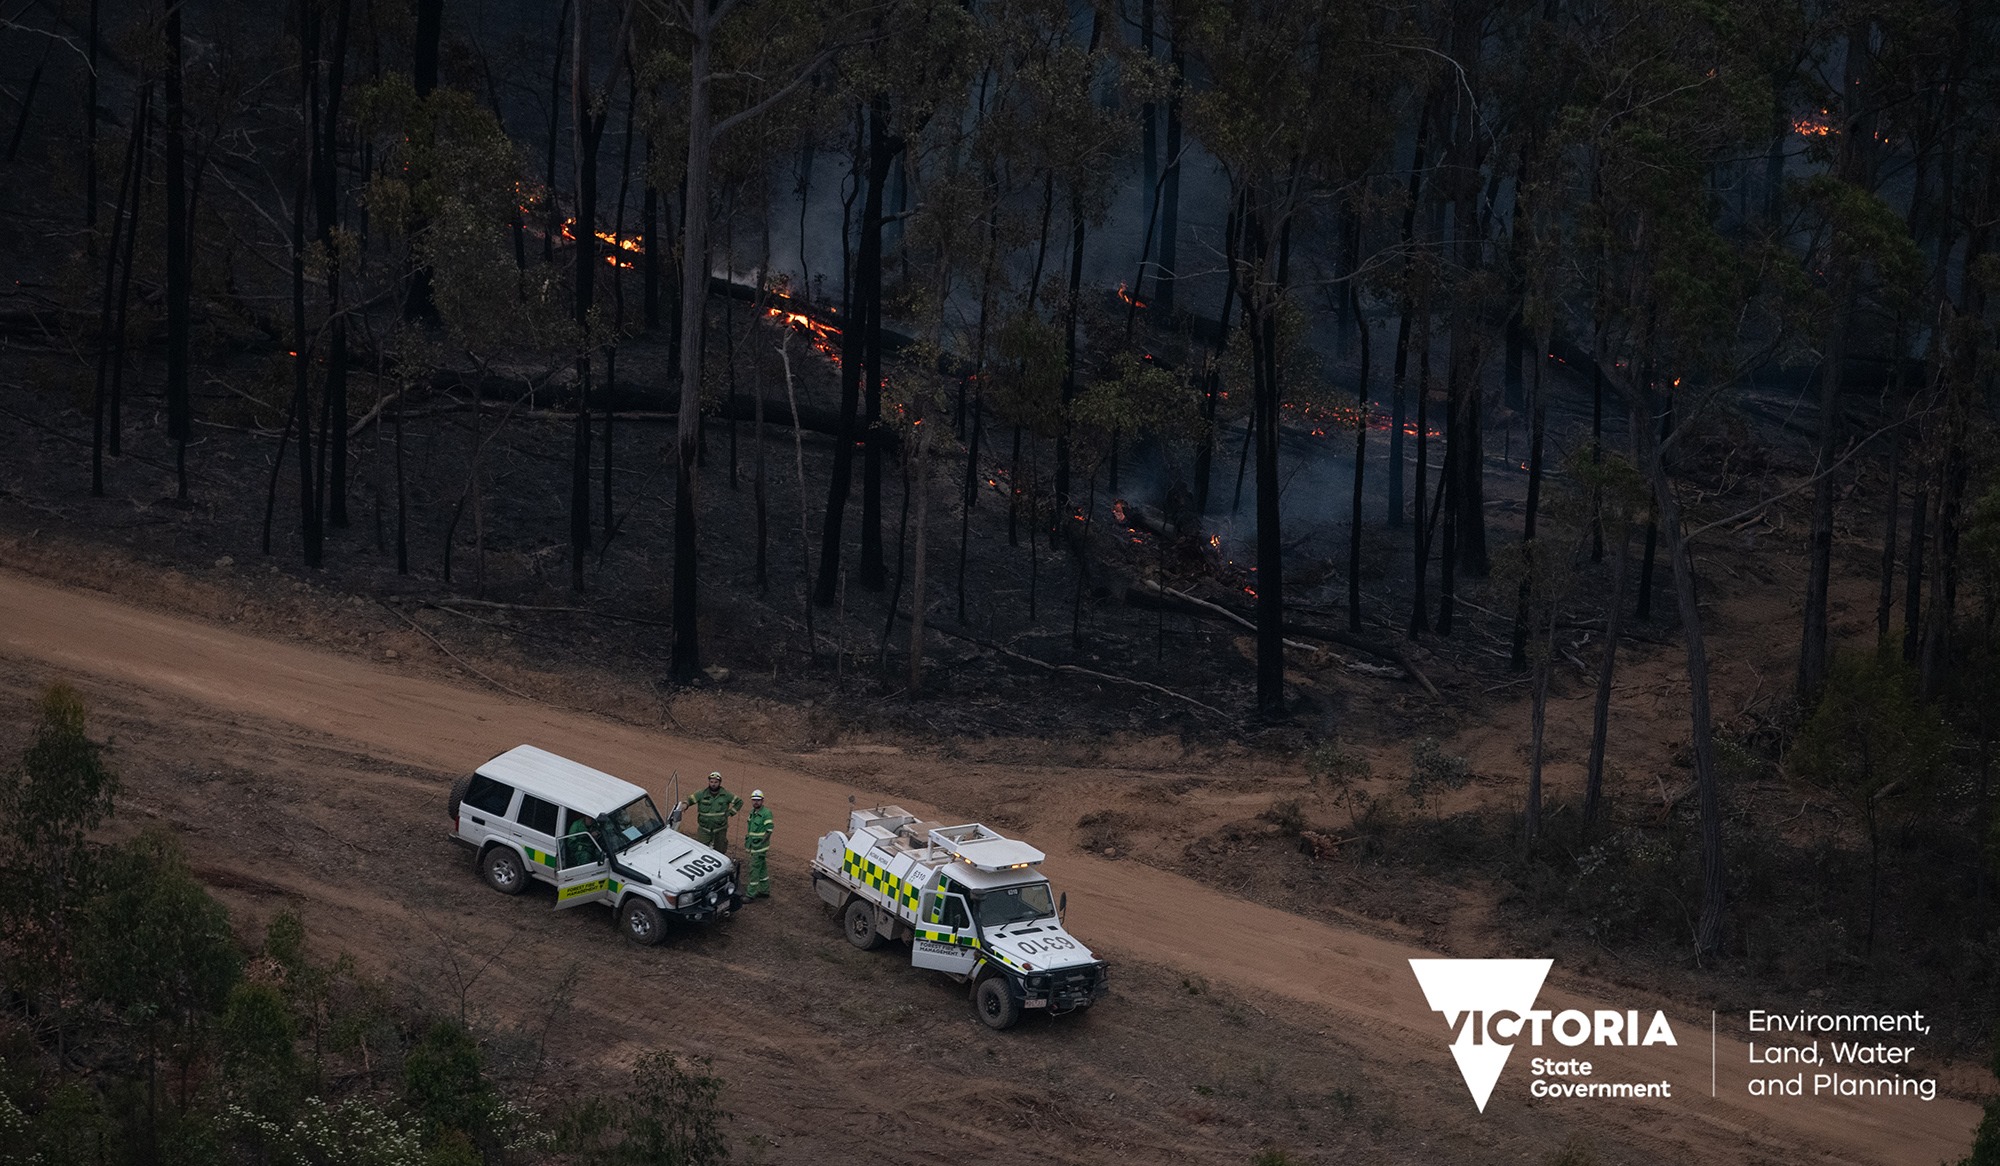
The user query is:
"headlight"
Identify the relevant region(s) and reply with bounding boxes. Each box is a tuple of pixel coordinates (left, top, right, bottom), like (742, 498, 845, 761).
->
(707, 890, 719, 906)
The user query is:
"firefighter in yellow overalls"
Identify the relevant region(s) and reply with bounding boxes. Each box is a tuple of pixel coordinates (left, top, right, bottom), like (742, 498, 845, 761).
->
(743, 790, 773, 899)
(685, 771, 742, 853)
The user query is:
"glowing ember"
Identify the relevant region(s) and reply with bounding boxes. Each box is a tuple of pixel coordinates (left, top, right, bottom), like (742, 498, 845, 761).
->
(555, 218, 646, 268)
(1111, 500, 1130, 524)
(1117, 281, 1148, 309)
(762, 297, 843, 367)
(1209, 535, 1221, 548)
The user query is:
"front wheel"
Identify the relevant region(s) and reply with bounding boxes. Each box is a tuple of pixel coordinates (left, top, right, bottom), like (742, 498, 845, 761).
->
(975, 976, 1021, 1031)
(481, 846, 527, 895)
(620, 897, 666, 946)
(843, 899, 883, 950)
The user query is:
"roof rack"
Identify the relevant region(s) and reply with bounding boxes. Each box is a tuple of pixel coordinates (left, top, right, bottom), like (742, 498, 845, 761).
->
(928, 822, 1045, 872)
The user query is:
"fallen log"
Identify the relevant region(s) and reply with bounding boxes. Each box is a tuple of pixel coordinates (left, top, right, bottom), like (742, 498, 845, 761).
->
(1126, 580, 1440, 698)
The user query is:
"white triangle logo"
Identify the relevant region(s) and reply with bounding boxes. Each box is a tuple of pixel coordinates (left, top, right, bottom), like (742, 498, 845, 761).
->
(1408, 959, 1553, 1112)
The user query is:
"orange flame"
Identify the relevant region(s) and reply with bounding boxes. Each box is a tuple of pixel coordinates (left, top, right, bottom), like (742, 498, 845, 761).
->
(763, 297, 843, 367)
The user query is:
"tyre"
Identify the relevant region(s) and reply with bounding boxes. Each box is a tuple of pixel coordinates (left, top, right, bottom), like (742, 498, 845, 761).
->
(975, 976, 1021, 1031)
(481, 846, 527, 895)
(620, 897, 665, 946)
(447, 774, 472, 820)
(843, 898, 883, 950)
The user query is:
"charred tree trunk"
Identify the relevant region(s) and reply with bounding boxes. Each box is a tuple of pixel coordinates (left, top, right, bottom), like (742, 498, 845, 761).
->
(643, 135, 661, 331)
(1904, 482, 1928, 663)
(290, 152, 321, 568)
(1152, 40, 1184, 314)
(1876, 432, 1900, 649)
(163, 0, 191, 502)
(85, 0, 100, 229)
(1410, 307, 1433, 636)
(1627, 392, 1727, 959)
(1193, 195, 1240, 515)
(858, 99, 898, 591)
(1584, 509, 1634, 827)
(541, 0, 570, 267)
(1054, 192, 1087, 533)
(405, 0, 445, 321)
(816, 102, 889, 605)
(669, 2, 715, 681)
(1249, 202, 1290, 718)
(1346, 214, 1371, 633)
(93, 88, 149, 496)
(318, 0, 354, 529)
(1509, 332, 1547, 672)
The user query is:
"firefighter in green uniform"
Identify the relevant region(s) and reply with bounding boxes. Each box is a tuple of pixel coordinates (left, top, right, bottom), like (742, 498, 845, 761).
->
(685, 771, 742, 854)
(743, 790, 773, 899)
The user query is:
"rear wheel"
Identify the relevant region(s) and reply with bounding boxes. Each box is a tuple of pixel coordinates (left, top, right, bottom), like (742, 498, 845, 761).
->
(620, 898, 665, 946)
(843, 899, 883, 950)
(481, 847, 527, 895)
(975, 976, 1021, 1030)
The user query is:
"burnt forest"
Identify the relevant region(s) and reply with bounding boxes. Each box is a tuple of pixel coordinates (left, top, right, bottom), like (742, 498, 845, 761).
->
(1, 0, 1999, 1163)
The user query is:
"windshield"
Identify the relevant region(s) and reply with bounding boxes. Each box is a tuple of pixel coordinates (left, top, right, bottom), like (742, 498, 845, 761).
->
(973, 882, 1057, 929)
(603, 796, 666, 852)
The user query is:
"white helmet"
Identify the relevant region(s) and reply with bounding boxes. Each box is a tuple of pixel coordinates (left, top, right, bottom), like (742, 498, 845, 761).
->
(751, 789, 765, 799)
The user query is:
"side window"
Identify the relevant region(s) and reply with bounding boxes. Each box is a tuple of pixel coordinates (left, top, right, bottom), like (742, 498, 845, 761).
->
(464, 775, 515, 816)
(561, 832, 603, 869)
(516, 794, 559, 836)
(942, 895, 970, 931)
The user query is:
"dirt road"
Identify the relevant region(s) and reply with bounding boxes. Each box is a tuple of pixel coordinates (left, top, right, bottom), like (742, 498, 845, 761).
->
(0, 568, 1979, 1164)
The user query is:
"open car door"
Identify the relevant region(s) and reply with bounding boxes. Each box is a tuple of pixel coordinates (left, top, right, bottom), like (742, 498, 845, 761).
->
(912, 888, 980, 975)
(554, 831, 615, 911)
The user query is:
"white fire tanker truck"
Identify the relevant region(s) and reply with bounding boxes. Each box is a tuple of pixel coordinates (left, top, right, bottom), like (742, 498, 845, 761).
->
(811, 805, 1109, 1029)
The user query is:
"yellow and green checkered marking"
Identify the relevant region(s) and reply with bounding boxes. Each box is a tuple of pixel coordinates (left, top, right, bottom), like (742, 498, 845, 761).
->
(524, 845, 557, 869)
(842, 849, 921, 913)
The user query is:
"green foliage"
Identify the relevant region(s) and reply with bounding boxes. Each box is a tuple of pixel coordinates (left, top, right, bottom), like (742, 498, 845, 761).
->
(0, 1072, 109, 1166)
(1791, 654, 1949, 813)
(1306, 742, 1374, 830)
(0, 684, 119, 1002)
(267, 909, 309, 976)
(402, 1020, 501, 1149)
(221, 981, 300, 1119)
(78, 828, 242, 1026)
(0, 683, 118, 857)
(1406, 738, 1470, 814)
(621, 1050, 730, 1166)
(1796, 174, 1926, 312)
(552, 1050, 731, 1164)
(1070, 357, 1205, 449)
(355, 78, 564, 354)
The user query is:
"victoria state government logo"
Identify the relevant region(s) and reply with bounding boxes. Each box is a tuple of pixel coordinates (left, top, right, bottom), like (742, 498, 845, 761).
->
(1409, 959, 1679, 1112)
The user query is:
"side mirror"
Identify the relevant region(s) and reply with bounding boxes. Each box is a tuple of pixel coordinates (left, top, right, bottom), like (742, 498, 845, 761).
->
(1058, 891, 1067, 921)
(668, 804, 684, 827)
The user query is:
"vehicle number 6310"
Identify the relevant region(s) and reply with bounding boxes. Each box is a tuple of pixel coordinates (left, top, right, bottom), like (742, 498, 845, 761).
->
(1017, 936, 1076, 955)
(677, 854, 723, 880)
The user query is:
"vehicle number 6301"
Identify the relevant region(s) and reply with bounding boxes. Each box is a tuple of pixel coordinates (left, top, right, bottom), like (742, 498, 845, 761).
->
(677, 854, 723, 880)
